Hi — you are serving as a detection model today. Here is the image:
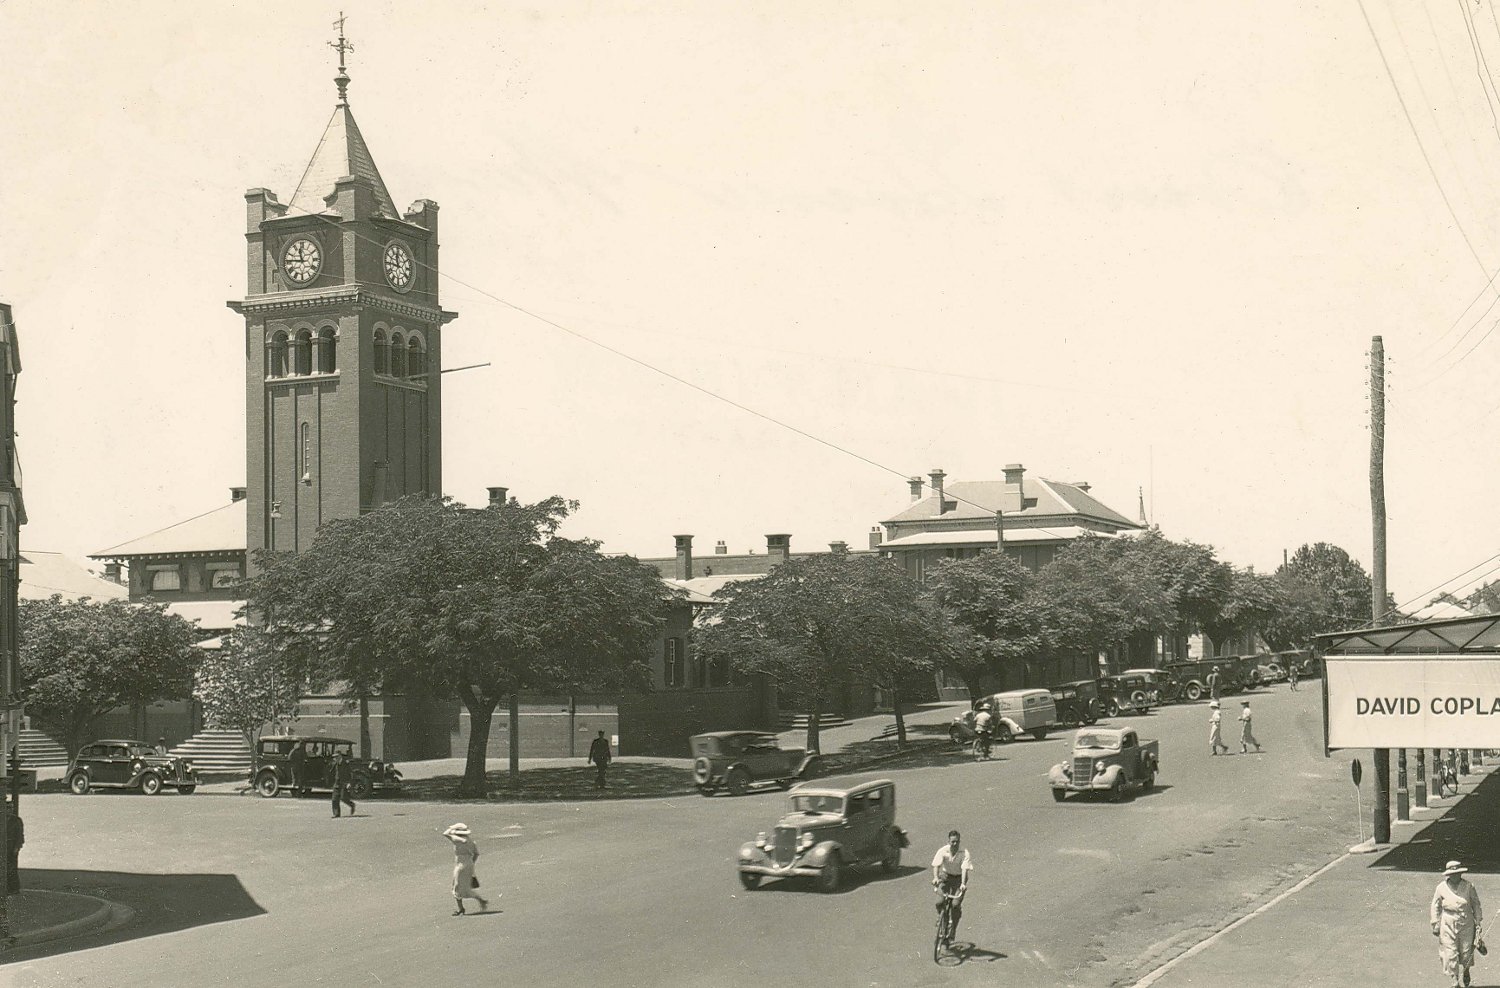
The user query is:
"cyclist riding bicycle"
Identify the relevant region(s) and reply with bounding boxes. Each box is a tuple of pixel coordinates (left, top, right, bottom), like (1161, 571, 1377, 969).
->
(932, 829, 973, 945)
(972, 704, 995, 759)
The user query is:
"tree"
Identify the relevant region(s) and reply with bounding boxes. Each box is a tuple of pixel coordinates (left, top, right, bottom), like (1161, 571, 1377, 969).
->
(193, 627, 308, 745)
(19, 596, 202, 756)
(245, 495, 673, 796)
(1032, 535, 1177, 662)
(696, 554, 943, 753)
(1200, 568, 1283, 656)
(925, 552, 1041, 698)
(1262, 542, 1374, 649)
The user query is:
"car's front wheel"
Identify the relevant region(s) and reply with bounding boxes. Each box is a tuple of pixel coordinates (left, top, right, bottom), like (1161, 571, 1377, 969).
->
(1185, 682, 1204, 701)
(67, 773, 89, 796)
(256, 772, 281, 798)
(1108, 778, 1125, 803)
(1031, 728, 1047, 741)
(1142, 768, 1156, 792)
(994, 723, 1013, 744)
(177, 785, 197, 795)
(696, 782, 718, 797)
(1051, 788, 1067, 802)
(1107, 700, 1121, 718)
(816, 857, 842, 893)
(139, 773, 163, 796)
(726, 767, 751, 797)
(738, 871, 761, 891)
(948, 724, 967, 748)
(350, 774, 373, 799)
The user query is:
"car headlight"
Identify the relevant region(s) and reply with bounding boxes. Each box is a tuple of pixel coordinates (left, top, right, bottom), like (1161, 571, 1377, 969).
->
(1094, 761, 1106, 775)
(797, 833, 815, 851)
(182, 761, 193, 773)
(755, 832, 768, 849)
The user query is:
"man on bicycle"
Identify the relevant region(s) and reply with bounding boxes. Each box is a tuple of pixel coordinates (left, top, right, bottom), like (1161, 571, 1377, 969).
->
(973, 703, 995, 759)
(932, 830, 973, 945)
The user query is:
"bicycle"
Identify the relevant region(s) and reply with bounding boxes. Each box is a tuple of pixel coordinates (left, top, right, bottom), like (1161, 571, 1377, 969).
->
(933, 885, 964, 961)
(971, 731, 993, 761)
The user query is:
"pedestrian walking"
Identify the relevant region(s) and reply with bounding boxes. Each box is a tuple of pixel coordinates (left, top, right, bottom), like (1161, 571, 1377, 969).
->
(1432, 860, 1484, 987)
(587, 730, 612, 789)
(289, 742, 306, 795)
(329, 751, 356, 818)
(1238, 699, 1261, 753)
(1287, 662, 1299, 692)
(440, 822, 489, 916)
(1206, 666, 1221, 702)
(1208, 700, 1230, 755)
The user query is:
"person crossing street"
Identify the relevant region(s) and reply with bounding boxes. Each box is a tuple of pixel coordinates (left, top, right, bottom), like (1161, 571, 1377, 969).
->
(1238, 699, 1261, 754)
(1208, 700, 1230, 755)
(330, 751, 356, 818)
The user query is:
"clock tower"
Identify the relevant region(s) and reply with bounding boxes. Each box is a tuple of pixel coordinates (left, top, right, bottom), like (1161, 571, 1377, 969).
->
(229, 32, 456, 564)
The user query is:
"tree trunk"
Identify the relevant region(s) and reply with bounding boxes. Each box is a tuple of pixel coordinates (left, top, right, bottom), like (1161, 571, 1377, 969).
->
(892, 684, 907, 748)
(804, 689, 822, 755)
(459, 692, 499, 797)
(358, 694, 371, 760)
(508, 693, 521, 790)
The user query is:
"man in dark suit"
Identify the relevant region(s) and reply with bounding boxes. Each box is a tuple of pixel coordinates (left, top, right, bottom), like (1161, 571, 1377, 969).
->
(330, 752, 356, 818)
(290, 742, 306, 795)
(588, 731, 612, 789)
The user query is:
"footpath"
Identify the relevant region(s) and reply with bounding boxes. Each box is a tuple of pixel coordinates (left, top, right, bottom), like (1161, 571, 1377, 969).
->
(1135, 756, 1500, 988)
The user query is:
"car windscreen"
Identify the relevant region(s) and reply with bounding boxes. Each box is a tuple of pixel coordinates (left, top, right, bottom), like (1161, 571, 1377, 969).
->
(790, 794, 844, 814)
(1074, 732, 1121, 750)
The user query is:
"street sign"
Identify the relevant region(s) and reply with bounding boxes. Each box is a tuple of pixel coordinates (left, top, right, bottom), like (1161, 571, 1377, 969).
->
(1351, 758, 1362, 787)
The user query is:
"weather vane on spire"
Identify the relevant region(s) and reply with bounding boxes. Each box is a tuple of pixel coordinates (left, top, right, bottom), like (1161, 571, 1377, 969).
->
(330, 12, 354, 105)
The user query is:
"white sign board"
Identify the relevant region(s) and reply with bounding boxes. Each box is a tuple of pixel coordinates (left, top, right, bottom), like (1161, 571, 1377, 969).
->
(1326, 655, 1500, 748)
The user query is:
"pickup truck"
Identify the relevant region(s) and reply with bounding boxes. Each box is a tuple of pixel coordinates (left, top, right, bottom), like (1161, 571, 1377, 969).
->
(1047, 727, 1159, 802)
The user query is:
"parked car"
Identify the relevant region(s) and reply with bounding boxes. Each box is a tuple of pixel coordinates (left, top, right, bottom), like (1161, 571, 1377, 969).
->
(948, 688, 1058, 745)
(1047, 727, 1160, 802)
(249, 736, 403, 798)
(66, 739, 200, 795)
(1248, 654, 1286, 684)
(736, 778, 908, 891)
(1120, 667, 1181, 703)
(1097, 674, 1157, 717)
(690, 731, 820, 796)
(1164, 661, 1243, 702)
(1049, 680, 1101, 727)
(1277, 649, 1315, 678)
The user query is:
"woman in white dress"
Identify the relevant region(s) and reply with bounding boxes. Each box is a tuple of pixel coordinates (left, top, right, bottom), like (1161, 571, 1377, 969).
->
(441, 823, 489, 917)
(1432, 859, 1484, 987)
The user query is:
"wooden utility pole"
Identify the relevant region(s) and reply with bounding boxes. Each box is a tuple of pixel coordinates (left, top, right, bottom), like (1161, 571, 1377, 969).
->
(1370, 336, 1392, 843)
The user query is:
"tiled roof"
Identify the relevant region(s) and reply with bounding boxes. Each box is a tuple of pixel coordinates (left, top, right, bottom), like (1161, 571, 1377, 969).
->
(91, 499, 247, 559)
(290, 105, 398, 218)
(19, 551, 128, 602)
(883, 477, 1138, 529)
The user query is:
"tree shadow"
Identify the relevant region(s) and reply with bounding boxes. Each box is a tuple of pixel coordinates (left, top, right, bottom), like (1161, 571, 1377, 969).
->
(817, 739, 976, 775)
(5, 868, 265, 963)
(1371, 770, 1500, 874)
(396, 762, 700, 802)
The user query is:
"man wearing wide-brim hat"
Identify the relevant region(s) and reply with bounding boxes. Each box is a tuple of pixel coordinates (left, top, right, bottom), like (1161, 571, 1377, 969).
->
(1207, 701, 1229, 756)
(1432, 860, 1485, 987)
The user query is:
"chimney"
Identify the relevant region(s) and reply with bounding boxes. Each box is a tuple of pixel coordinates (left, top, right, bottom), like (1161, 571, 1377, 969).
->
(829, 540, 849, 555)
(908, 476, 923, 501)
(714, 540, 727, 555)
(674, 535, 694, 580)
(868, 526, 883, 550)
(1004, 463, 1025, 503)
(230, 487, 247, 503)
(766, 533, 791, 568)
(1074, 481, 1091, 493)
(103, 561, 123, 584)
(929, 469, 947, 515)
(487, 486, 509, 508)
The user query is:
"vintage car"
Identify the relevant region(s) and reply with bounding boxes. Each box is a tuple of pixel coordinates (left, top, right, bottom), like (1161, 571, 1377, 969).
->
(948, 688, 1057, 745)
(1048, 727, 1160, 802)
(1049, 679, 1101, 727)
(1120, 667, 1181, 704)
(249, 736, 403, 798)
(1097, 674, 1157, 717)
(66, 739, 200, 795)
(690, 731, 820, 796)
(737, 778, 909, 891)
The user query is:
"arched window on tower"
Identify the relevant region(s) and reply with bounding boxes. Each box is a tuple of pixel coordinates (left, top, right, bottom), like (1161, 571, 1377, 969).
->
(389, 333, 407, 378)
(316, 327, 337, 373)
(408, 337, 425, 379)
(294, 330, 313, 375)
(269, 332, 289, 378)
(373, 330, 389, 375)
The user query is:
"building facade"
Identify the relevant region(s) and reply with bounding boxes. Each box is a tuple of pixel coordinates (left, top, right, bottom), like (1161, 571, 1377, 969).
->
(0, 305, 24, 773)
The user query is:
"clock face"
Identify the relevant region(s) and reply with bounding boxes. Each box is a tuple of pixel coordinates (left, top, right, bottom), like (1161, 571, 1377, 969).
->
(383, 242, 414, 293)
(283, 238, 322, 285)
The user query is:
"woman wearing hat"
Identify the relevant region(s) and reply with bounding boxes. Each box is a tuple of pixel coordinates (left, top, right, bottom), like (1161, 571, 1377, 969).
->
(1208, 701, 1229, 756)
(1432, 860, 1484, 987)
(440, 823, 489, 916)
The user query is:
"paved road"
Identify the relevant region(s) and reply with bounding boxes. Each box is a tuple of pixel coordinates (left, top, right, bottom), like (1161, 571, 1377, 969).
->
(7, 684, 1358, 988)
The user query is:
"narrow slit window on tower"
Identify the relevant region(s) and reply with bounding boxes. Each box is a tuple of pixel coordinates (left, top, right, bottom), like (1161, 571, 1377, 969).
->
(317, 327, 336, 373)
(294, 330, 313, 375)
(373, 330, 389, 375)
(301, 422, 312, 483)
(408, 337, 425, 379)
(270, 332, 289, 378)
(389, 333, 407, 377)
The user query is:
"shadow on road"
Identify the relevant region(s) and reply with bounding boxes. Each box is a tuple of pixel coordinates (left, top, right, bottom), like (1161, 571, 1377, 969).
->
(5, 868, 265, 964)
(397, 762, 699, 802)
(936, 941, 1006, 966)
(1371, 770, 1500, 875)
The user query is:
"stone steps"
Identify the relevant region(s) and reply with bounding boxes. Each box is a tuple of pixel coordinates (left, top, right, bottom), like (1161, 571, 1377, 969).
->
(775, 712, 850, 731)
(15, 730, 69, 768)
(170, 729, 252, 774)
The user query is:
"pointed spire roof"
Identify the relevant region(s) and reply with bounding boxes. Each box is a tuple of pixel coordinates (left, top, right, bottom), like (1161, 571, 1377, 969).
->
(288, 104, 399, 219)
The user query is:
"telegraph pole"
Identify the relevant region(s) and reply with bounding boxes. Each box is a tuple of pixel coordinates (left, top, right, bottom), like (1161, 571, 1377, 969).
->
(1370, 336, 1392, 843)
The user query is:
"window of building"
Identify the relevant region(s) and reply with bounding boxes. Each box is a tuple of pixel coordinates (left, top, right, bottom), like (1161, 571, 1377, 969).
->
(316, 327, 336, 373)
(269, 332, 289, 377)
(664, 638, 685, 689)
(408, 337, 425, 379)
(300, 423, 312, 482)
(294, 329, 313, 375)
(373, 330, 389, 375)
(389, 333, 407, 377)
(209, 567, 241, 589)
(148, 566, 181, 591)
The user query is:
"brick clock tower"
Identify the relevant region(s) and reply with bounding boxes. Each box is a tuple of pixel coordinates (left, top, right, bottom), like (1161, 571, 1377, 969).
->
(229, 33, 456, 564)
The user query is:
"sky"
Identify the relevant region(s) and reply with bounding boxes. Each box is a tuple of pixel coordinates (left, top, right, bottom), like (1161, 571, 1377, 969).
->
(3, 1, 1499, 610)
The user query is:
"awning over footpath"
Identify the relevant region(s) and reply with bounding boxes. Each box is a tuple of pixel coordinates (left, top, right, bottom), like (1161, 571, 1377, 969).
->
(1318, 613, 1500, 655)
